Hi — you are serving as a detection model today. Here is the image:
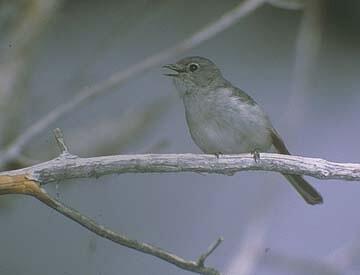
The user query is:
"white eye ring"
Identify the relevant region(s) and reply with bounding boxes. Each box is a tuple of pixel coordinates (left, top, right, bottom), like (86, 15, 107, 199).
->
(188, 63, 199, 72)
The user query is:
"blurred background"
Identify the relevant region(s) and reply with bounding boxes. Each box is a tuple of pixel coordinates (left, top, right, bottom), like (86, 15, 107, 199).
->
(0, 0, 360, 274)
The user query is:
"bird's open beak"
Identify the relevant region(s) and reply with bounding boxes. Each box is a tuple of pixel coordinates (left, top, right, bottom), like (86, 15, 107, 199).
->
(162, 64, 184, 77)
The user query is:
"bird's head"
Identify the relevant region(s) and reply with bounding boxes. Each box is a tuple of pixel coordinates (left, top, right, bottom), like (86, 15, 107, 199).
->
(163, 56, 224, 95)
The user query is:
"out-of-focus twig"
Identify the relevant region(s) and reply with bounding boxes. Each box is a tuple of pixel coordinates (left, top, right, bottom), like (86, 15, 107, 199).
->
(224, 181, 280, 275)
(0, 0, 62, 59)
(64, 0, 167, 91)
(225, 217, 268, 275)
(0, 0, 62, 147)
(68, 97, 172, 157)
(17, 98, 172, 164)
(0, 0, 266, 169)
(284, 0, 325, 126)
(267, 0, 304, 10)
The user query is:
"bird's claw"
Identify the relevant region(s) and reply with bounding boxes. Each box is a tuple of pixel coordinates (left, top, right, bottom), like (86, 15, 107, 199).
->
(214, 152, 223, 158)
(251, 149, 260, 163)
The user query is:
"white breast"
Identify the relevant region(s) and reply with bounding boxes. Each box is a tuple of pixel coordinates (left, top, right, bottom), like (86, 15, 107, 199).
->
(183, 87, 273, 154)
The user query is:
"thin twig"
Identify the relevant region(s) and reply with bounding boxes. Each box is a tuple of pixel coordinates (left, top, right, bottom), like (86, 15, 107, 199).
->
(31, 187, 221, 275)
(53, 128, 69, 155)
(0, 129, 225, 275)
(197, 237, 224, 267)
(0, 0, 266, 168)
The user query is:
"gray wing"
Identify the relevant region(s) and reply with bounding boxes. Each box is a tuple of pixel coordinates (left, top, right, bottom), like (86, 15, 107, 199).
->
(229, 84, 258, 106)
(270, 128, 291, 155)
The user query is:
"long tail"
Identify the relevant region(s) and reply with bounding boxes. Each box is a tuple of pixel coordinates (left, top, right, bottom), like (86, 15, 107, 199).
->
(283, 174, 323, 205)
(270, 129, 323, 205)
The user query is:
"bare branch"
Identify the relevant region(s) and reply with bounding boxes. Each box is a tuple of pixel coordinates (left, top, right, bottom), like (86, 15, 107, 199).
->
(0, 176, 221, 275)
(0, 0, 266, 168)
(0, 127, 359, 274)
(0, 152, 359, 184)
(197, 237, 224, 267)
(33, 187, 221, 275)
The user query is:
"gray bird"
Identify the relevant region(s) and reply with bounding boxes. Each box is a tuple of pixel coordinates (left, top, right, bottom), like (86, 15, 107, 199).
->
(164, 56, 323, 205)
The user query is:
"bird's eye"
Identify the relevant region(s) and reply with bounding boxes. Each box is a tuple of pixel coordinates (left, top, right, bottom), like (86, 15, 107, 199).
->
(189, 63, 199, 72)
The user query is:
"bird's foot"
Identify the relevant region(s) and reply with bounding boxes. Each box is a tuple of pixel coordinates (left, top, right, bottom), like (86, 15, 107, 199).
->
(213, 152, 235, 175)
(251, 149, 260, 163)
(214, 152, 223, 158)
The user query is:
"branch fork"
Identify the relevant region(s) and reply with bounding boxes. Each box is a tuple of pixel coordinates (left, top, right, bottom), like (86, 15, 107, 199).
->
(0, 128, 223, 275)
(53, 128, 77, 159)
(1, 126, 360, 274)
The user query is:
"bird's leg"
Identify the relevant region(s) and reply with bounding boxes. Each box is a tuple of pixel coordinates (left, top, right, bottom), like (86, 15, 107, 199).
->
(251, 149, 260, 163)
(214, 152, 235, 175)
